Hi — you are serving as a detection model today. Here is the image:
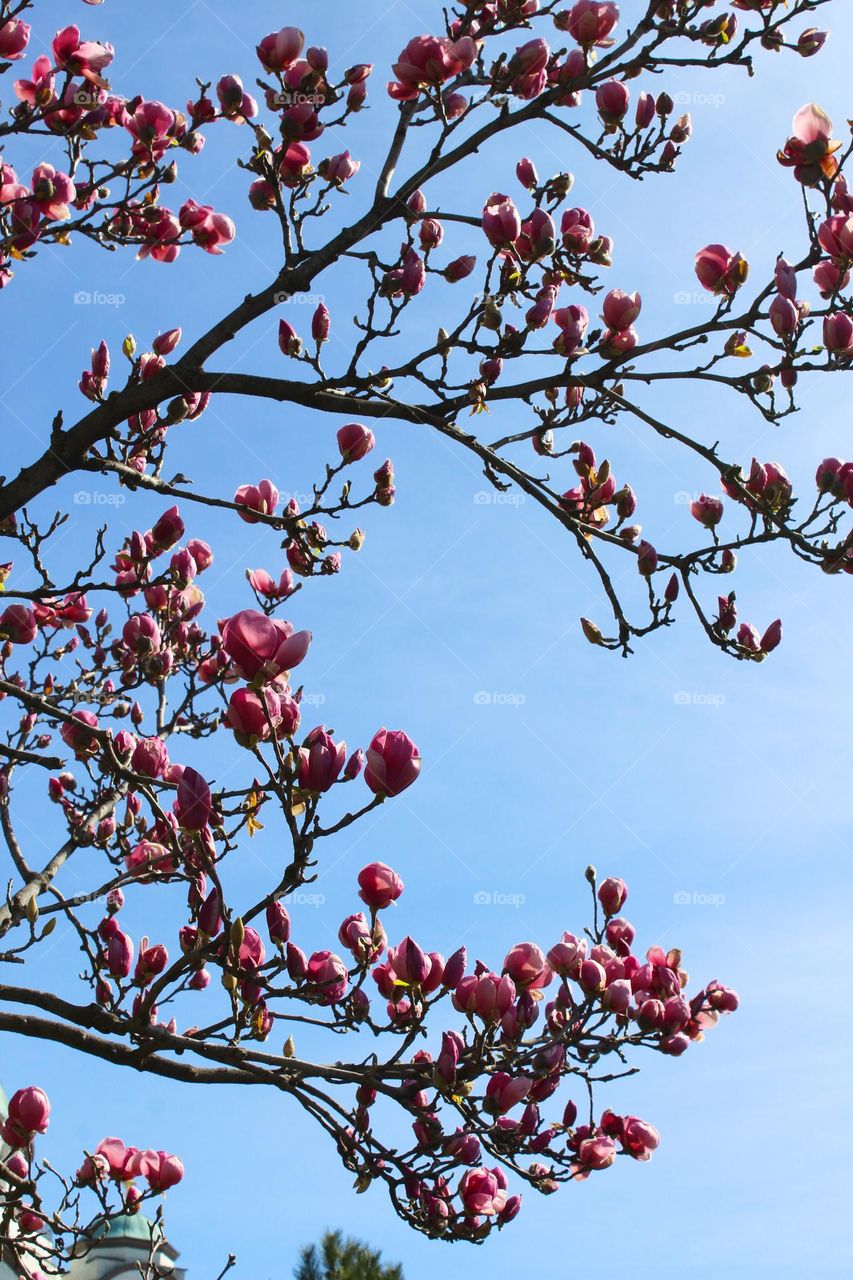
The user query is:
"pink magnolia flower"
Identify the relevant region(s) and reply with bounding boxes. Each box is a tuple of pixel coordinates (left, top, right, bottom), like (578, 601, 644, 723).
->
(695, 244, 749, 296)
(358, 862, 404, 910)
(220, 609, 311, 683)
(364, 728, 421, 797)
(14, 56, 55, 107)
(257, 26, 304, 72)
(337, 422, 375, 462)
(178, 200, 236, 254)
(503, 942, 551, 989)
(175, 767, 211, 831)
(0, 604, 37, 644)
(562, 1, 620, 48)
(129, 1149, 184, 1192)
(777, 103, 840, 186)
(576, 1134, 617, 1171)
(388, 35, 477, 101)
(621, 1117, 661, 1160)
(322, 151, 360, 185)
(234, 478, 280, 523)
(458, 1167, 508, 1216)
(60, 709, 100, 758)
(306, 950, 349, 1004)
(561, 206, 595, 253)
(0, 19, 30, 61)
(52, 26, 114, 80)
(131, 736, 169, 779)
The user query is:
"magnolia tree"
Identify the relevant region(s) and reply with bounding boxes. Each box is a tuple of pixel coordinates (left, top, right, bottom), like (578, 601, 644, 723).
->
(0, 0, 847, 1271)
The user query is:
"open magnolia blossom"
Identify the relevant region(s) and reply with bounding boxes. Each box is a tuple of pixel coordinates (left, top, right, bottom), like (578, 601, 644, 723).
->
(0, 0, 844, 1270)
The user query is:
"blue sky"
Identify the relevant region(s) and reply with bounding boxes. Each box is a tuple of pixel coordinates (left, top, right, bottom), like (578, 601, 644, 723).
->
(3, 2, 853, 1277)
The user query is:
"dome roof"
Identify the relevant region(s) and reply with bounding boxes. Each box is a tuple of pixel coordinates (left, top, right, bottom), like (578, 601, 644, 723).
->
(99, 1214, 157, 1243)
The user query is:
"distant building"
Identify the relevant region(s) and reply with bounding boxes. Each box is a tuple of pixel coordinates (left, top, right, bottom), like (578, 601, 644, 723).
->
(0, 1083, 185, 1279)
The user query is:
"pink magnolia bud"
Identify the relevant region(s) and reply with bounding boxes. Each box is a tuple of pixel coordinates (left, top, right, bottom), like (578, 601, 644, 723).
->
(198, 889, 223, 938)
(256, 26, 304, 72)
(175, 767, 211, 831)
(516, 157, 538, 190)
(636, 540, 658, 577)
(690, 494, 724, 529)
(149, 506, 185, 552)
(364, 728, 421, 797)
(598, 877, 628, 916)
(358, 862, 404, 910)
(8, 1087, 50, 1137)
(419, 217, 444, 250)
(278, 318, 302, 357)
(596, 79, 629, 124)
(322, 151, 360, 186)
(299, 726, 346, 792)
(337, 422, 375, 462)
(482, 193, 521, 248)
(390, 936, 430, 986)
(135, 943, 169, 985)
(311, 302, 330, 343)
(443, 945, 467, 989)
(635, 91, 655, 129)
(578, 958, 606, 994)
(485, 1072, 531, 1116)
(769, 294, 799, 337)
(344, 748, 365, 779)
(107, 928, 134, 978)
(824, 312, 853, 357)
(234, 478, 280, 523)
(602, 289, 641, 331)
(444, 255, 476, 282)
(266, 900, 291, 947)
(760, 618, 782, 653)
(152, 328, 181, 356)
